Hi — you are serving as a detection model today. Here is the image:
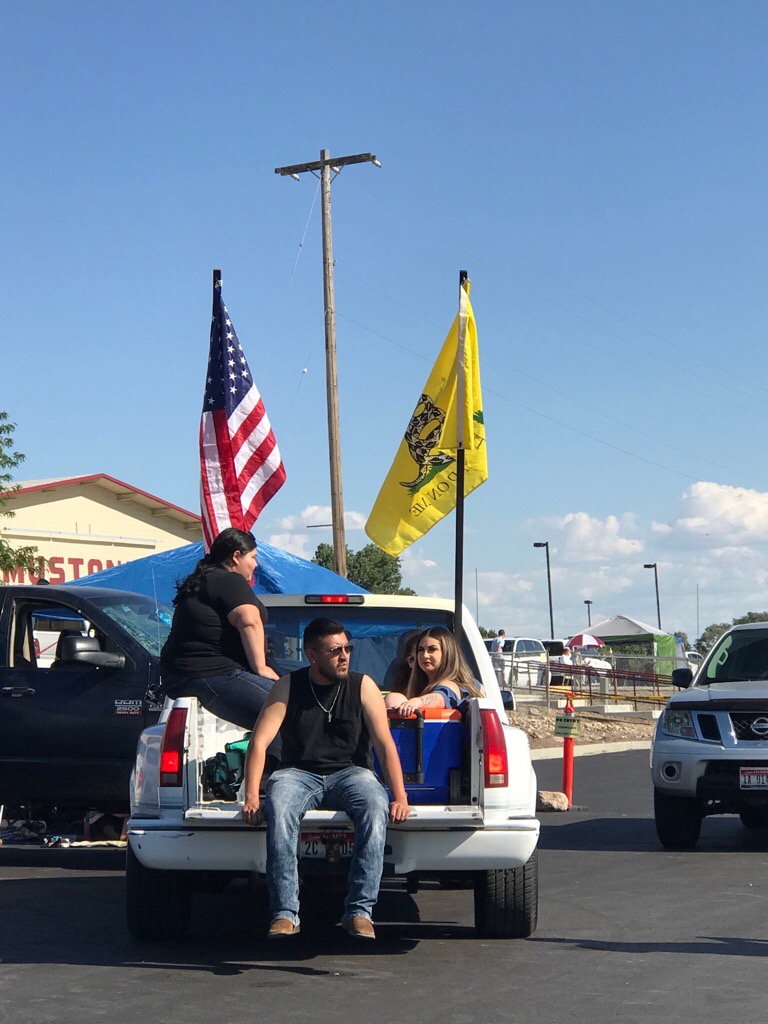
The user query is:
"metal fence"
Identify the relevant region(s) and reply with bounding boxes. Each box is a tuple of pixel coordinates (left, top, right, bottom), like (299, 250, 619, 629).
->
(492, 653, 677, 710)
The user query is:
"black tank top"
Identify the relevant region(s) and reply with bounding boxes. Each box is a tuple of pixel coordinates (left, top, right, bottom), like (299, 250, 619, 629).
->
(280, 667, 372, 775)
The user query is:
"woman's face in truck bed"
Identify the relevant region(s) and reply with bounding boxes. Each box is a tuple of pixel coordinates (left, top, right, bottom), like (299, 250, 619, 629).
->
(417, 638, 443, 678)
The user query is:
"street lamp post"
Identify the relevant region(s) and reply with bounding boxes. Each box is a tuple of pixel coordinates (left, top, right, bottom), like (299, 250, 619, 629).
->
(584, 599, 592, 627)
(533, 542, 555, 639)
(644, 563, 662, 629)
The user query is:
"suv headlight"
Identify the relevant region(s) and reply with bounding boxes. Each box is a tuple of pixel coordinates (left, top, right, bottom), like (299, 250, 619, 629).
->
(661, 708, 697, 739)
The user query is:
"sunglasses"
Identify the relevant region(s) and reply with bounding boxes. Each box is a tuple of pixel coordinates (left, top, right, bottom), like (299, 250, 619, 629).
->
(320, 642, 354, 658)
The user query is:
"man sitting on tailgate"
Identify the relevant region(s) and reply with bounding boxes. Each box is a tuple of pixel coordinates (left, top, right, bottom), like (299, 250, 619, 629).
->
(242, 616, 410, 940)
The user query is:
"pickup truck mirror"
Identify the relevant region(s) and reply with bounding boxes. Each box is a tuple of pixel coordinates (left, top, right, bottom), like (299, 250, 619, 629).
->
(671, 667, 693, 689)
(57, 634, 126, 670)
(500, 689, 516, 711)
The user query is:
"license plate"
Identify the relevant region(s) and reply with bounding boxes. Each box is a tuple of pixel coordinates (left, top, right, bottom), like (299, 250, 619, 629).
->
(740, 768, 768, 789)
(300, 830, 355, 860)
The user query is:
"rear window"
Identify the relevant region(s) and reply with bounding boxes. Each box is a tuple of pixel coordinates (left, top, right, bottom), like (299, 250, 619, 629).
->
(264, 607, 481, 690)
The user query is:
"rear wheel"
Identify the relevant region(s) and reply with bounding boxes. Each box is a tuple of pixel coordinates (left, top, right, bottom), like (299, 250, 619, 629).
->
(125, 844, 191, 940)
(654, 789, 702, 849)
(739, 806, 768, 829)
(474, 849, 538, 939)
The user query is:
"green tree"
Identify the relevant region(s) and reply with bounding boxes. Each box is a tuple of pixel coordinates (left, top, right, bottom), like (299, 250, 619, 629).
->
(733, 612, 768, 626)
(696, 621, 733, 655)
(670, 629, 690, 648)
(0, 413, 39, 575)
(479, 626, 497, 639)
(696, 612, 768, 656)
(313, 542, 416, 595)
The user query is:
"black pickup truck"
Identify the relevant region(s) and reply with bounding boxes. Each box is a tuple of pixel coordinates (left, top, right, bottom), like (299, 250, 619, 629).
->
(0, 584, 169, 817)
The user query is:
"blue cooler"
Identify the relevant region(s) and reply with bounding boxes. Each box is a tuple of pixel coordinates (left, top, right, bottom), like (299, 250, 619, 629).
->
(374, 709, 466, 803)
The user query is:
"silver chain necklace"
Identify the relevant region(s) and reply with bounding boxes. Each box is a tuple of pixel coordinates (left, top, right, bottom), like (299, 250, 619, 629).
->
(309, 679, 342, 722)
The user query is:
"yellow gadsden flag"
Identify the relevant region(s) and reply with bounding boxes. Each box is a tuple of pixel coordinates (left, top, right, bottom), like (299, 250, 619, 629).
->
(365, 280, 488, 556)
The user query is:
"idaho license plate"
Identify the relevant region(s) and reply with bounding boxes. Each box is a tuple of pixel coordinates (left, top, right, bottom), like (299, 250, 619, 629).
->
(300, 830, 355, 860)
(740, 768, 768, 789)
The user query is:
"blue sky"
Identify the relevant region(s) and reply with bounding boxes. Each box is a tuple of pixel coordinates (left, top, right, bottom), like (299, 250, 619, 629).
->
(4, 1, 768, 640)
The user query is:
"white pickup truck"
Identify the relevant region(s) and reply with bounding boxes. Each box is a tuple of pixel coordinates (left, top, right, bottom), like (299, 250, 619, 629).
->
(126, 594, 540, 940)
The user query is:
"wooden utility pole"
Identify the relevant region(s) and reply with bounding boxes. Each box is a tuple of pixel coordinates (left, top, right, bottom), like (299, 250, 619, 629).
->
(275, 149, 381, 579)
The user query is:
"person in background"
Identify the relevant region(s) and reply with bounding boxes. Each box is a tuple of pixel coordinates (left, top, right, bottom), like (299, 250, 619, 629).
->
(491, 629, 506, 686)
(160, 528, 280, 729)
(561, 644, 573, 665)
(548, 643, 573, 690)
(382, 629, 420, 694)
(385, 626, 483, 714)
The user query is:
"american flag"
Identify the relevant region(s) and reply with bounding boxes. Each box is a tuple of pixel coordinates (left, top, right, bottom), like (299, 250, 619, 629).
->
(199, 275, 286, 550)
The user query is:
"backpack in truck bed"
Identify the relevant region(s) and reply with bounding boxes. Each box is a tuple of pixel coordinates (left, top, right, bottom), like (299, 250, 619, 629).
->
(202, 737, 250, 801)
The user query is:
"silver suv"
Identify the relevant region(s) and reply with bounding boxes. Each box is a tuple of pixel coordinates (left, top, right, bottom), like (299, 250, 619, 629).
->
(651, 622, 768, 849)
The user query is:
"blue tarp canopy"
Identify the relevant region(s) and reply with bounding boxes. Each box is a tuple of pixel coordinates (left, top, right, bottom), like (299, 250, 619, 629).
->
(69, 541, 366, 605)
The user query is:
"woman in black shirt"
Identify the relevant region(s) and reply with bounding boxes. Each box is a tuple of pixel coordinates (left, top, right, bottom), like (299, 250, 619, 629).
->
(160, 528, 280, 729)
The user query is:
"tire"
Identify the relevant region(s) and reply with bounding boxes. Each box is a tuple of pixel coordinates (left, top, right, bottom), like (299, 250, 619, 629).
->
(739, 806, 768, 829)
(654, 789, 702, 850)
(125, 843, 192, 940)
(474, 848, 538, 939)
(190, 870, 236, 893)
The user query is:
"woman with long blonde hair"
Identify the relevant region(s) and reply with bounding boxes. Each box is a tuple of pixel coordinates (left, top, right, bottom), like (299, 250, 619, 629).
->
(385, 626, 483, 716)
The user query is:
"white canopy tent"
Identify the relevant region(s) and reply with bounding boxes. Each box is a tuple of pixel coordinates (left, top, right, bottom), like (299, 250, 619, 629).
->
(572, 614, 666, 641)
(569, 615, 678, 672)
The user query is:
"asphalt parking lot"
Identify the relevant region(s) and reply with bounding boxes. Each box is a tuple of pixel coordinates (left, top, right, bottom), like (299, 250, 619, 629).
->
(2, 751, 768, 1024)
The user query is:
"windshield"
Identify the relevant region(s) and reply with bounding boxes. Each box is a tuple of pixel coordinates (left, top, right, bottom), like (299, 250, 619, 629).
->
(87, 593, 173, 657)
(703, 628, 768, 684)
(264, 606, 481, 689)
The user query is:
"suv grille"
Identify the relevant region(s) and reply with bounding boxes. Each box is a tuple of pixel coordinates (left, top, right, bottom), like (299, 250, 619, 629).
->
(730, 713, 768, 742)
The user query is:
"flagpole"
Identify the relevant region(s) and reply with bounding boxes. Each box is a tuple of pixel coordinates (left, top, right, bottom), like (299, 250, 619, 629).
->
(454, 269, 468, 642)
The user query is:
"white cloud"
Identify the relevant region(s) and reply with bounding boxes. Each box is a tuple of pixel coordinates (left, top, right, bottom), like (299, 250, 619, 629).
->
(269, 505, 366, 533)
(549, 512, 643, 563)
(267, 532, 313, 558)
(265, 505, 366, 559)
(675, 482, 768, 543)
(400, 549, 438, 573)
(263, 482, 768, 641)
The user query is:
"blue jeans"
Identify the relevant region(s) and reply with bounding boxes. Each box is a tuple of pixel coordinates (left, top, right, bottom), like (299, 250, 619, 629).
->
(163, 669, 274, 731)
(264, 765, 390, 926)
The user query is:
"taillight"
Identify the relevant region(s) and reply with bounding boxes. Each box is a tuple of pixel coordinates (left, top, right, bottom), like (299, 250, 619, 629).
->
(160, 707, 187, 787)
(480, 708, 508, 788)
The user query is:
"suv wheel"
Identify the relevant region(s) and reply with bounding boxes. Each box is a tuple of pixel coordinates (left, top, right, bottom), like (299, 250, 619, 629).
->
(654, 789, 702, 849)
(739, 806, 768, 829)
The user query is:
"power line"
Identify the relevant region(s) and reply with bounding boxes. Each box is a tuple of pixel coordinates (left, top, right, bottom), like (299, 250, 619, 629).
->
(385, 171, 767, 399)
(336, 310, 710, 483)
(263, 178, 321, 373)
(343, 172, 766, 406)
